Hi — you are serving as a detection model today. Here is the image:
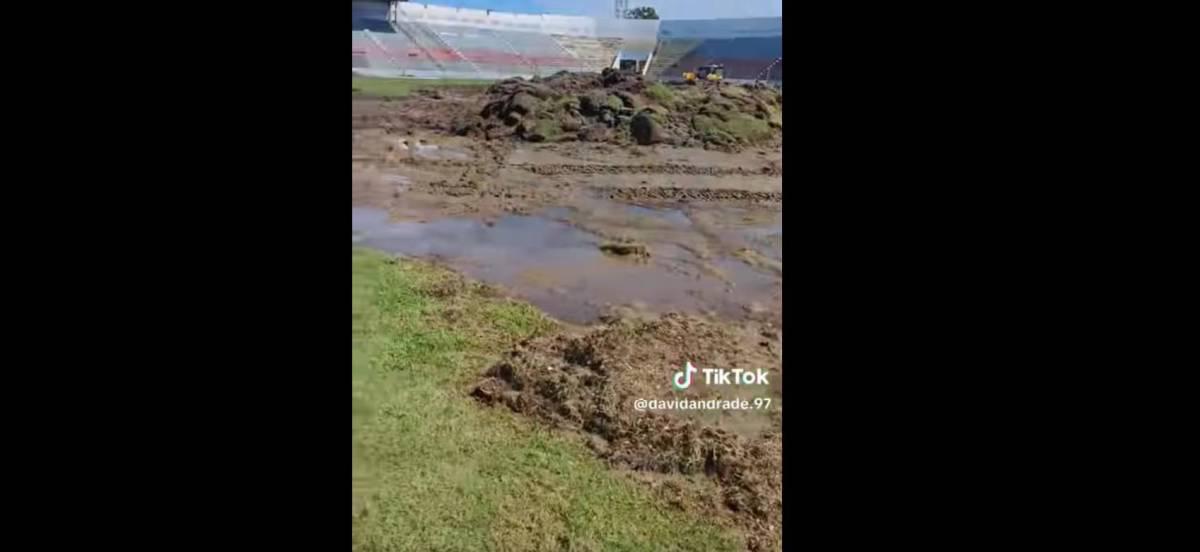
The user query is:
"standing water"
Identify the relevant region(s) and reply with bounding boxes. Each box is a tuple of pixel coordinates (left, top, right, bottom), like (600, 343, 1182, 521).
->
(352, 207, 779, 323)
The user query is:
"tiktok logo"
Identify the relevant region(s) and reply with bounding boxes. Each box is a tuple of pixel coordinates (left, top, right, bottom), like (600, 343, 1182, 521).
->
(673, 361, 698, 390)
(671, 361, 770, 390)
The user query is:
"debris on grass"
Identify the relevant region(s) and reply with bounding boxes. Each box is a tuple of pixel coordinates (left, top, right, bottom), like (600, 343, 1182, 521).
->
(472, 312, 783, 551)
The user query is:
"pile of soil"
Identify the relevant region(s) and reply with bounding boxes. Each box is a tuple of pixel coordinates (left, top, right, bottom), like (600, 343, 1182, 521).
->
(472, 313, 783, 551)
(452, 69, 783, 151)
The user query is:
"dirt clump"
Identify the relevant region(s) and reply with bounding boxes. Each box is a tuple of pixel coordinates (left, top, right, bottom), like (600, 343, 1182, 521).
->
(472, 313, 782, 551)
(630, 111, 667, 145)
(598, 240, 650, 259)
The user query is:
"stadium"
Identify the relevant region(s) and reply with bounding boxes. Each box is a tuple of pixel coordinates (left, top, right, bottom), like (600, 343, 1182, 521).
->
(353, 0, 781, 83)
(353, 2, 783, 551)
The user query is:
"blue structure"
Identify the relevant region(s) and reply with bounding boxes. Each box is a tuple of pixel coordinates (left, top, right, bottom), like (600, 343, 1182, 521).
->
(352, 0, 393, 32)
(652, 17, 782, 81)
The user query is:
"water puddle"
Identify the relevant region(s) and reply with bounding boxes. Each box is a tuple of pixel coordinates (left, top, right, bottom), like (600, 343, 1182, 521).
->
(684, 205, 783, 262)
(397, 139, 472, 161)
(353, 207, 780, 324)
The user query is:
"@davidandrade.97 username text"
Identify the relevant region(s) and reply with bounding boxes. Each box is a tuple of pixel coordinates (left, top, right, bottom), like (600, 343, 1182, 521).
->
(634, 397, 773, 412)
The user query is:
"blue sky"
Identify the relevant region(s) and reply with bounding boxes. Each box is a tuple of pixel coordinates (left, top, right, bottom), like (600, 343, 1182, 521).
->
(427, 0, 781, 20)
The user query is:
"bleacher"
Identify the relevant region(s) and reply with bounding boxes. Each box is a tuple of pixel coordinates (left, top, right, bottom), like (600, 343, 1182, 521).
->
(351, 4, 783, 82)
(427, 24, 528, 76)
(390, 19, 481, 77)
(353, 2, 658, 80)
(554, 36, 620, 71)
(649, 18, 782, 82)
(353, 27, 445, 77)
(497, 30, 583, 71)
(669, 36, 782, 80)
(373, 31, 442, 73)
(352, 31, 382, 67)
(646, 38, 702, 79)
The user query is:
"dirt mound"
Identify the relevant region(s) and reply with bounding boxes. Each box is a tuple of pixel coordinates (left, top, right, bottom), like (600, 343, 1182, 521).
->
(452, 69, 783, 151)
(472, 313, 783, 551)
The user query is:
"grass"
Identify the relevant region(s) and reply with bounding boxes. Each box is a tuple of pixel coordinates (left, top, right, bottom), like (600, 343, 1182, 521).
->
(555, 95, 581, 111)
(692, 112, 773, 146)
(529, 118, 564, 142)
(606, 94, 626, 111)
(643, 82, 678, 109)
(352, 76, 492, 98)
(352, 249, 739, 551)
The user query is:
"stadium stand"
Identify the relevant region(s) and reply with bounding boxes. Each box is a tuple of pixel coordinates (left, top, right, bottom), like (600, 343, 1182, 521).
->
(353, 1, 658, 80)
(649, 38, 703, 78)
(392, 18, 483, 76)
(354, 2, 783, 83)
(417, 24, 543, 77)
(649, 17, 782, 82)
(353, 31, 387, 70)
(373, 29, 443, 74)
(553, 36, 622, 71)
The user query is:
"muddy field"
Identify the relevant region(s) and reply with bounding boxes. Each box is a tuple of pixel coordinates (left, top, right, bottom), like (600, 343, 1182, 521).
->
(353, 73, 782, 327)
(353, 73, 783, 550)
(473, 313, 783, 551)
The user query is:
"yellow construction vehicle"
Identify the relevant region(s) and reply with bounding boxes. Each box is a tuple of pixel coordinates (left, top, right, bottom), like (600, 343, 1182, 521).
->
(683, 64, 725, 84)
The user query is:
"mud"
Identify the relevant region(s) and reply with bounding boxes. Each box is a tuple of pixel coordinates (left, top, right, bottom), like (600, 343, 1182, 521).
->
(514, 162, 781, 177)
(605, 186, 782, 203)
(352, 86, 482, 133)
(473, 313, 782, 551)
(353, 77, 784, 549)
(352, 92, 784, 327)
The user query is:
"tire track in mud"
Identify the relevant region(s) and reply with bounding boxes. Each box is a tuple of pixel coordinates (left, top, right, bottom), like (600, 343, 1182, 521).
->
(516, 163, 783, 204)
(408, 176, 782, 205)
(357, 151, 781, 204)
(599, 186, 782, 203)
(513, 163, 782, 177)
(358, 160, 782, 180)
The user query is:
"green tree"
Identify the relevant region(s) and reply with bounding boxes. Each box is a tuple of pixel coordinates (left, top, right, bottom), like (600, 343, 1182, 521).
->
(625, 6, 660, 20)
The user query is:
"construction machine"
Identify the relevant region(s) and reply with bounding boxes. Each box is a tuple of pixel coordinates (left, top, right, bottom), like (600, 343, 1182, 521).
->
(683, 64, 725, 84)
